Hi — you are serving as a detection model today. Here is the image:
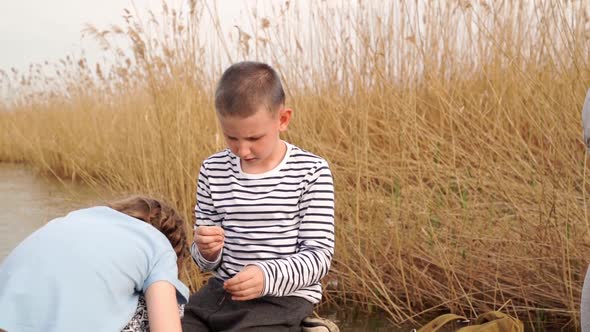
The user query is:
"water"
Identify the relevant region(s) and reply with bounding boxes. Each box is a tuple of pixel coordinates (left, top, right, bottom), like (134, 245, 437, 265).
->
(0, 163, 108, 261)
(0, 163, 398, 331)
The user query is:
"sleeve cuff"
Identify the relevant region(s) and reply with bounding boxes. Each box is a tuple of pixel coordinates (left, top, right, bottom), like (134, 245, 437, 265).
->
(253, 262, 271, 297)
(191, 242, 222, 270)
(143, 277, 190, 305)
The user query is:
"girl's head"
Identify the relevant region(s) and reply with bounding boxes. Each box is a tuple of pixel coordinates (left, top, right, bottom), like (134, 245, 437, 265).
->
(108, 196, 189, 271)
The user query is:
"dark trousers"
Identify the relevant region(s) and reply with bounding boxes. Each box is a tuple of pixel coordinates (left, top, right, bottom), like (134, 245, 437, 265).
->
(182, 277, 314, 332)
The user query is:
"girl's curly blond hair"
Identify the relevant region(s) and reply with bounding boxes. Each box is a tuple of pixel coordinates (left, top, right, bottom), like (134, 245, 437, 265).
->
(108, 195, 189, 271)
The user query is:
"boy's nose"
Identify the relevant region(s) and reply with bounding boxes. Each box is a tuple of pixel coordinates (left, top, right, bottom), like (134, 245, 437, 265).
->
(236, 142, 251, 158)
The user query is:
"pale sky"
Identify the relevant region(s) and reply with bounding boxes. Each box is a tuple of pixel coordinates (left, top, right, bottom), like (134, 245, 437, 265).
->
(0, 0, 126, 72)
(0, 0, 253, 73)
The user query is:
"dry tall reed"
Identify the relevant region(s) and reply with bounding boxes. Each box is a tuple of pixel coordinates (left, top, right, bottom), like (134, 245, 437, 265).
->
(1, 0, 590, 329)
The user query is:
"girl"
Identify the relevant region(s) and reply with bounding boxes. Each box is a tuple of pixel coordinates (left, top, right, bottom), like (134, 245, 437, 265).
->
(0, 196, 190, 332)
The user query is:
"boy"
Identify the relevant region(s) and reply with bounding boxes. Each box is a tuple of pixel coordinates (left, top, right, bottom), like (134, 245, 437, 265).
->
(182, 61, 335, 331)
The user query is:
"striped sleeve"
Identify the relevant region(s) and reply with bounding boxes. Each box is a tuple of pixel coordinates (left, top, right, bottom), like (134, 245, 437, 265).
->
(191, 163, 223, 271)
(254, 160, 335, 297)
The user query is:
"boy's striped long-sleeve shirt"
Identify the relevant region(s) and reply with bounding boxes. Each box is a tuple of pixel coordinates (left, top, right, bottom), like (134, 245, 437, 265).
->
(191, 142, 335, 304)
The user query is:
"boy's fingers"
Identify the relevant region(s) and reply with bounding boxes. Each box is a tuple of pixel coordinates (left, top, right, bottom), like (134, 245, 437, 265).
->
(230, 286, 262, 301)
(196, 237, 222, 246)
(227, 284, 255, 295)
(230, 290, 256, 300)
(199, 247, 221, 256)
(223, 276, 241, 288)
(197, 230, 220, 239)
(197, 242, 217, 251)
(224, 276, 247, 289)
(225, 266, 261, 287)
(225, 278, 257, 293)
(197, 226, 224, 237)
(224, 272, 253, 288)
(225, 278, 261, 296)
(200, 241, 223, 252)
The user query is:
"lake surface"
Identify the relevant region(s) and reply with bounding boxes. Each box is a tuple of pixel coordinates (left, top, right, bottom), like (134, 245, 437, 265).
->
(0, 163, 109, 261)
(0, 163, 398, 331)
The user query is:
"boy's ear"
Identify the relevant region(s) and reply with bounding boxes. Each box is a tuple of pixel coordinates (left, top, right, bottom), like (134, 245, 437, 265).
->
(278, 108, 293, 132)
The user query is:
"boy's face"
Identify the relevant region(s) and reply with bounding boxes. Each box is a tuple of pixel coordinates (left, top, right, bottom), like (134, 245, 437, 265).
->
(218, 107, 292, 173)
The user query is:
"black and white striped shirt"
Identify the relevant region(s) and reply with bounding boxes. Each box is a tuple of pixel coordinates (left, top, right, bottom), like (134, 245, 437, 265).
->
(191, 142, 335, 303)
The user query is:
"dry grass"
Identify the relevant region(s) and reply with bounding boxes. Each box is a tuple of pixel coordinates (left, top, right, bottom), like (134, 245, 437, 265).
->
(1, 0, 590, 329)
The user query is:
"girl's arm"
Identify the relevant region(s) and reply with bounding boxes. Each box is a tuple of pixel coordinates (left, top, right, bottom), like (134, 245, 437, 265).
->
(145, 281, 182, 332)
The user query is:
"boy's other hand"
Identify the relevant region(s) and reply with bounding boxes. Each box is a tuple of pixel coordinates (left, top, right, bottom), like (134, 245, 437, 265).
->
(223, 265, 264, 301)
(194, 226, 224, 262)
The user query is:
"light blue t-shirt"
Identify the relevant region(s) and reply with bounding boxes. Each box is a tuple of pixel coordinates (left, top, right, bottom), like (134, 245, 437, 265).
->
(0, 206, 189, 332)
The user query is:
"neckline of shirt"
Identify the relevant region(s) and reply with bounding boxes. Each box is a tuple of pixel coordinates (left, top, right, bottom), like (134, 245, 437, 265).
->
(235, 141, 292, 179)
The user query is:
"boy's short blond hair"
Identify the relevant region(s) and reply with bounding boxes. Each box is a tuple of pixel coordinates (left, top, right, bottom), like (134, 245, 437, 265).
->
(214, 61, 285, 118)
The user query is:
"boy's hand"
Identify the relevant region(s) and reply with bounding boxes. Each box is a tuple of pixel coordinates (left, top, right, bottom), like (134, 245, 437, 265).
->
(194, 226, 224, 262)
(223, 265, 264, 301)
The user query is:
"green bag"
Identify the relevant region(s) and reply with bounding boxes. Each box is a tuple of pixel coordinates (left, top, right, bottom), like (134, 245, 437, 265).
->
(415, 311, 524, 332)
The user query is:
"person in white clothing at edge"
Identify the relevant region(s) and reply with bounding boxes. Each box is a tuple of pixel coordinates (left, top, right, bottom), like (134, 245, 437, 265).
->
(581, 88, 590, 332)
